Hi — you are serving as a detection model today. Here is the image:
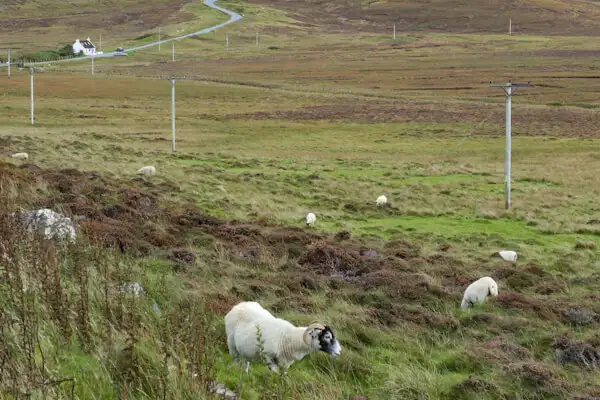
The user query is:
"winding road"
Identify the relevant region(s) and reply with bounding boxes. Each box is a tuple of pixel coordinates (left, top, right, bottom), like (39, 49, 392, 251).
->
(0, 0, 242, 66)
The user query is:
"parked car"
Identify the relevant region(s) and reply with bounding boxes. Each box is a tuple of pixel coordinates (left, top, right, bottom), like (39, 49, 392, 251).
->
(113, 47, 128, 56)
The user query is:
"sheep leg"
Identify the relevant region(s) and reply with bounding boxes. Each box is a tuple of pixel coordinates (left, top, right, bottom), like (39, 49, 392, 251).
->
(264, 356, 278, 373)
(280, 360, 293, 375)
(227, 333, 247, 372)
(268, 362, 278, 373)
(234, 357, 250, 373)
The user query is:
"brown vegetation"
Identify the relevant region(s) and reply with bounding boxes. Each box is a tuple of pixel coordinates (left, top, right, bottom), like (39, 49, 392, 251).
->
(249, 0, 600, 36)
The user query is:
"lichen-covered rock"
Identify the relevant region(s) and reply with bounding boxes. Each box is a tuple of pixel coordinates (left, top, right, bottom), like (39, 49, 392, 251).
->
(18, 208, 76, 243)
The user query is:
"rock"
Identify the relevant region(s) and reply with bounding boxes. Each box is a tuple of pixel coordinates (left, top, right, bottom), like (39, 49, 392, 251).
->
(210, 382, 237, 399)
(18, 208, 76, 243)
(553, 336, 600, 369)
(120, 282, 145, 297)
(562, 307, 596, 326)
(361, 249, 377, 258)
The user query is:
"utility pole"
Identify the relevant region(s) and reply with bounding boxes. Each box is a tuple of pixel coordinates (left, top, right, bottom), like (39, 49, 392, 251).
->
(509, 18, 512, 35)
(489, 80, 531, 210)
(91, 54, 94, 75)
(171, 77, 176, 151)
(166, 75, 187, 152)
(167, 76, 184, 152)
(99, 33, 102, 52)
(30, 68, 35, 125)
(7, 48, 10, 79)
(256, 31, 259, 47)
(226, 33, 229, 50)
(393, 24, 396, 40)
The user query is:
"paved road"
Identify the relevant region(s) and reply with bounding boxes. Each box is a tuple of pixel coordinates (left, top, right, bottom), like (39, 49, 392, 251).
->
(0, 0, 242, 67)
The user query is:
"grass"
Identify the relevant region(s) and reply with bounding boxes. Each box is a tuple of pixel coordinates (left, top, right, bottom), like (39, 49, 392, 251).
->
(1, 0, 600, 399)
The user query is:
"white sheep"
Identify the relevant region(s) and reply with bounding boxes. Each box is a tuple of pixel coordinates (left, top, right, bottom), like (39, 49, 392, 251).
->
(306, 212, 316, 226)
(376, 194, 387, 207)
(498, 250, 518, 263)
(460, 276, 499, 310)
(17, 208, 76, 243)
(137, 165, 156, 176)
(224, 301, 342, 373)
(11, 152, 29, 160)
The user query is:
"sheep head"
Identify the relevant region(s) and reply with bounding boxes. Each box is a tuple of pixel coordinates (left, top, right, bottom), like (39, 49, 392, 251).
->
(488, 279, 499, 297)
(304, 322, 342, 357)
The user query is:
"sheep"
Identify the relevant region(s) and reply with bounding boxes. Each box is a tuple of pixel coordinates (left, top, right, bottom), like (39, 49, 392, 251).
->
(137, 165, 156, 176)
(11, 152, 29, 160)
(498, 250, 518, 263)
(460, 276, 498, 310)
(306, 212, 316, 227)
(224, 301, 342, 374)
(16, 208, 76, 243)
(376, 194, 387, 207)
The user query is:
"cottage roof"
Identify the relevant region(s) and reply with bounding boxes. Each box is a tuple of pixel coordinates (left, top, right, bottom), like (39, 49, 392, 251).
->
(77, 38, 95, 49)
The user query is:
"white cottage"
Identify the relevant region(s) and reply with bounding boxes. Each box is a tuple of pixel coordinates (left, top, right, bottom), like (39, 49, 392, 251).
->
(72, 38, 96, 56)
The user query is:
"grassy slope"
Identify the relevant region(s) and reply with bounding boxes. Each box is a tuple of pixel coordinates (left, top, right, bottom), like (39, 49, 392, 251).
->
(0, 0, 226, 57)
(2, 1, 600, 399)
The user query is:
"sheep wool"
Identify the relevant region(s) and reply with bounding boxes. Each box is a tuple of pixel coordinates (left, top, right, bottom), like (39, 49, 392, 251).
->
(11, 152, 29, 160)
(137, 165, 156, 176)
(306, 212, 316, 226)
(225, 301, 342, 373)
(376, 195, 387, 206)
(460, 276, 498, 310)
(498, 250, 518, 263)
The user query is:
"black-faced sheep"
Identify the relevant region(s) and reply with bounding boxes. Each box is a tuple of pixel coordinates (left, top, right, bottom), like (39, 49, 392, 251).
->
(224, 301, 342, 373)
(460, 276, 499, 310)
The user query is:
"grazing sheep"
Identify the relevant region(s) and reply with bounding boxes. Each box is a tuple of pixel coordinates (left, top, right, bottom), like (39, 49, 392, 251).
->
(306, 212, 316, 227)
(11, 152, 29, 160)
(498, 250, 518, 263)
(225, 301, 342, 373)
(460, 276, 498, 310)
(17, 208, 76, 243)
(376, 195, 387, 207)
(137, 165, 156, 176)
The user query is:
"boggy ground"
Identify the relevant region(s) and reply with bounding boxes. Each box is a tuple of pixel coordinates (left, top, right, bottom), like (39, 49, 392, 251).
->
(3, 160, 600, 399)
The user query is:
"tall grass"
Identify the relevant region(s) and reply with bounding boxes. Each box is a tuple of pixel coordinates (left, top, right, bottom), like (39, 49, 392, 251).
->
(0, 176, 225, 399)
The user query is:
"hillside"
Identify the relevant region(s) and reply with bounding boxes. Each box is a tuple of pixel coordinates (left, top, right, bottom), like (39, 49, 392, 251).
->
(247, 0, 600, 35)
(2, 0, 600, 398)
(0, 0, 215, 54)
